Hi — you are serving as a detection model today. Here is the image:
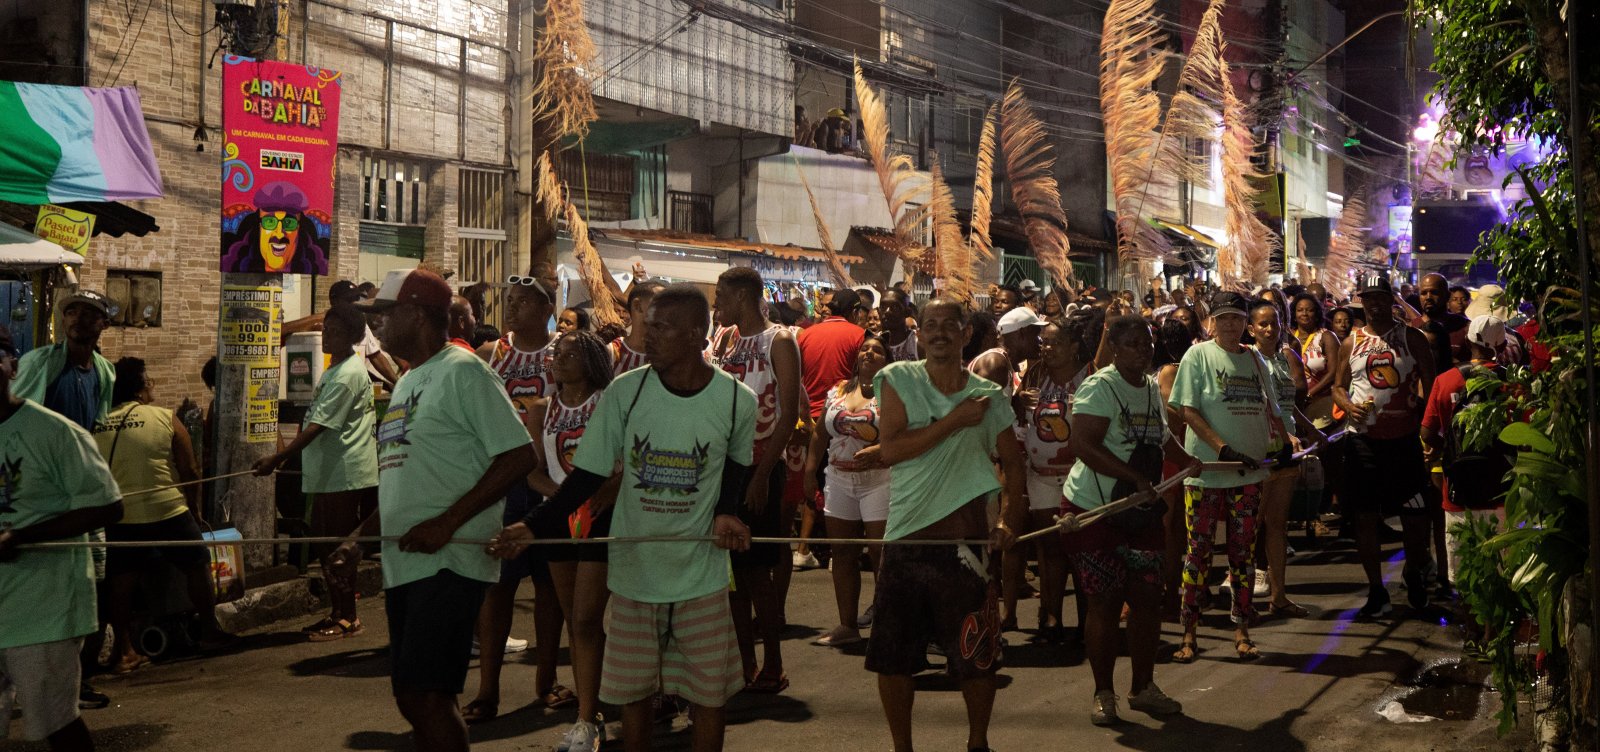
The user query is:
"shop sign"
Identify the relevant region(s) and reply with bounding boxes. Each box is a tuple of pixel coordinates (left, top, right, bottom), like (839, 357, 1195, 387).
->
(34, 204, 94, 255)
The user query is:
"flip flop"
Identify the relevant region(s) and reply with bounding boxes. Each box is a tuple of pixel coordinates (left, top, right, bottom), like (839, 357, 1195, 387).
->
(813, 631, 864, 647)
(1235, 638, 1261, 660)
(462, 699, 498, 724)
(1172, 640, 1198, 664)
(543, 684, 578, 709)
(114, 654, 150, 674)
(745, 670, 789, 694)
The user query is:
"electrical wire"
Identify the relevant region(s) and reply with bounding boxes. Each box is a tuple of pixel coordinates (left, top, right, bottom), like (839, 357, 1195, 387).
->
(100, 0, 156, 87)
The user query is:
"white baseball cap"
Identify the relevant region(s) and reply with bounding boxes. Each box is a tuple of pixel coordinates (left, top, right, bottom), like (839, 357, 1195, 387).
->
(1467, 314, 1507, 349)
(997, 306, 1048, 335)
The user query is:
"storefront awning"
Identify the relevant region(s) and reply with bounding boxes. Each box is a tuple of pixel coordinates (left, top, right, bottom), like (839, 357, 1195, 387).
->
(0, 222, 84, 268)
(0, 82, 164, 204)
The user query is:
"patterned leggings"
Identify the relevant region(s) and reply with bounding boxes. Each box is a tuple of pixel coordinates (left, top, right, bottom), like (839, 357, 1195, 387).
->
(1181, 484, 1262, 628)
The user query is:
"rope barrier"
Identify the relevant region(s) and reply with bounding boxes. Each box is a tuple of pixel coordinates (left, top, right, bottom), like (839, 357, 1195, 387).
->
(13, 433, 1349, 552)
(117, 468, 300, 498)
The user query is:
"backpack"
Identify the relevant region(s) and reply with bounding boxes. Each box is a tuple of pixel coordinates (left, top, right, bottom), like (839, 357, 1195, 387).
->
(1442, 363, 1512, 510)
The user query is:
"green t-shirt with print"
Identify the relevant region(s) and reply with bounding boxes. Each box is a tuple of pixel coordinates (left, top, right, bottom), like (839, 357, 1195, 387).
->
(1169, 339, 1280, 488)
(302, 354, 379, 494)
(874, 360, 1013, 541)
(1061, 366, 1168, 509)
(377, 346, 531, 589)
(0, 401, 122, 649)
(572, 367, 755, 604)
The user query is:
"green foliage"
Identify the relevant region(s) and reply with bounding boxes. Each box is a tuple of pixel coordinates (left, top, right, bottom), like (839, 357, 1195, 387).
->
(1451, 511, 1530, 733)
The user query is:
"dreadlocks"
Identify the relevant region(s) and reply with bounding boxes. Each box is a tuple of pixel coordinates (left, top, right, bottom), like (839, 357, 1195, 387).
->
(556, 330, 614, 391)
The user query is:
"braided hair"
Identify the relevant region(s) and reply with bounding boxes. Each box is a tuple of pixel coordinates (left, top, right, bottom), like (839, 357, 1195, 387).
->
(555, 330, 615, 392)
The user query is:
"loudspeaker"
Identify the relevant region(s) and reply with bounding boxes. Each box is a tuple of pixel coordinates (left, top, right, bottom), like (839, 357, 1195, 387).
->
(1414, 202, 1502, 254)
(1299, 217, 1331, 259)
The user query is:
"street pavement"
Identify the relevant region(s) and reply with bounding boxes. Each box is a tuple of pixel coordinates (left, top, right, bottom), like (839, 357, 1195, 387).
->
(9, 535, 1534, 751)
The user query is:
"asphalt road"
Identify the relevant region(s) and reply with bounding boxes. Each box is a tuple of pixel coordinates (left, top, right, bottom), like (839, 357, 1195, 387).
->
(7, 535, 1534, 752)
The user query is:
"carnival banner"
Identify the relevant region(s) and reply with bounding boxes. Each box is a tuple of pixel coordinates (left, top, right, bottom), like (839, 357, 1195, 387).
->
(219, 56, 340, 275)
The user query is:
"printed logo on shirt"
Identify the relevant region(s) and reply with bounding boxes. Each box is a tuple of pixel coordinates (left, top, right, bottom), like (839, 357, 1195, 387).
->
(831, 407, 878, 442)
(0, 454, 21, 514)
(629, 434, 709, 496)
(1033, 397, 1071, 444)
(1213, 369, 1264, 404)
(1120, 410, 1165, 445)
(1365, 351, 1400, 390)
(377, 391, 420, 448)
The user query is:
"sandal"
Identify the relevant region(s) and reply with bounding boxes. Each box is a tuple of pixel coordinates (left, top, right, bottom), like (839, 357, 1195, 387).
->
(813, 630, 864, 647)
(462, 699, 498, 724)
(1268, 601, 1311, 619)
(1235, 637, 1261, 660)
(307, 618, 364, 642)
(745, 669, 789, 694)
(543, 684, 578, 709)
(1172, 639, 1198, 664)
(114, 654, 150, 674)
(301, 616, 340, 634)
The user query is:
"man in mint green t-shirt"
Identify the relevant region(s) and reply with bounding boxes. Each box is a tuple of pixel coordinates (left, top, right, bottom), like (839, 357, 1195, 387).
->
(866, 298, 1026, 752)
(0, 335, 124, 749)
(491, 285, 756, 752)
(1167, 291, 1287, 663)
(332, 268, 535, 752)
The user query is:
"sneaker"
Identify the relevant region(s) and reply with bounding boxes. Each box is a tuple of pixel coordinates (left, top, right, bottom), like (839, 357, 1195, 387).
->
(1358, 585, 1392, 619)
(470, 636, 529, 657)
(1252, 571, 1270, 598)
(792, 551, 821, 570)
(1091, 690, 1120, 726)
(1127, 683, 1183, 716)
(559, 718, 605, 752)
(1403, 568, 1429, 610)
(857, 605, 874, 629)
(78, 682, 111, 710)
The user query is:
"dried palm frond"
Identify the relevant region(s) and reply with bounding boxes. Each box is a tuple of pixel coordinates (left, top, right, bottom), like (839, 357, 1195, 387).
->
(1323, 188, 1370, 297)
(969, 103, 999, 262)
(530, 0, 598, 141)
(792, 155, 855, 288)
(853, 61, 929, 262)
(1100, 0, 1172, 265)
(1217, 35, 1279, 288)
(928, 155, 975, 306)
(563, 202, 625, 328)
(1155, 0, 1227, 191)
(535, 150, 565, 222)
(1000, 81, 1075, 294)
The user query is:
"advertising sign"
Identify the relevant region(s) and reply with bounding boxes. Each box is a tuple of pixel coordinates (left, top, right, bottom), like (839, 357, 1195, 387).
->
(220, 284, 283, 443)
(219, 56, 340, 274)
(34, 204, 94, 255)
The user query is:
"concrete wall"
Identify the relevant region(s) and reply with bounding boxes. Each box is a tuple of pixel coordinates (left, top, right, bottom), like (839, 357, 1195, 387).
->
(749, 146, 899, 249)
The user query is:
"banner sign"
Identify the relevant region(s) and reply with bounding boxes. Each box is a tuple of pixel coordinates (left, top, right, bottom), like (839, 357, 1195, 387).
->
(219, 56, 341, 274)
(220, 284, 283, 444)
(34, 204, 95, 255)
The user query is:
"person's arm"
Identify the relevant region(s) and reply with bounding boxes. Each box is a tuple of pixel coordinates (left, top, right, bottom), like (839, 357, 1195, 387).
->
(369, 350, 401, 384)
(876, 382, 990, 466)
(524, 400, 560, 497)
(397, 444, 538, 553)
(1181, 406, 1259, 468)
(745, 331, 801, 513)
(1330, 336, 1370, 423)
(991, 429, 1026, 551)
(1069, 414, 1148, 490)
(170, 421, 203, 519)
(281, 313, 326, 338)
(1420, 373, 1451, 450)
(801, 415, 829, 503)
(0, 500, 124, 561)
(253, 422, 326, 476)
(1408, 327, 1439, 402)
(968, 350, 1009, 389)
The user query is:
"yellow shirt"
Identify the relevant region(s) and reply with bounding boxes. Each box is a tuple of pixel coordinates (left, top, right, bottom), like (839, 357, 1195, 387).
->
(92, 402, 187, 524)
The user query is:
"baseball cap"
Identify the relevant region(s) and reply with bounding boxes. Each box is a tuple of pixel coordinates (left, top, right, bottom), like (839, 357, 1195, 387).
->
(829, 287, 862, 316)
(851, 285, 880, 312)
(328, 280, 362, 304)
(61, 290, 115, 318)
(1467, 314, 1507, 349)
(1208, 291, 1248, 317)
(1018, 279, 1039, 292)
(355, 268, 452, 314)
(997, 307, 1048, 335)
(1357, 272, 1394, 297)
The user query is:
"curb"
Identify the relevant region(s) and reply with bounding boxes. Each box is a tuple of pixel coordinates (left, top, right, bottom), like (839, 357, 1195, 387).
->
(216, 561, 384, 633)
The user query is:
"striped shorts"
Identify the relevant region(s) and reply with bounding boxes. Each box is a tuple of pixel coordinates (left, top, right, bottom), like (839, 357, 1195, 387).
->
(600, 590, 743, 708)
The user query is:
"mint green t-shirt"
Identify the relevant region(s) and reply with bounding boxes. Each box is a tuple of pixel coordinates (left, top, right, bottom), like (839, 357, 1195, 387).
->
(1169, 339, 1280, 488)
(1061, 366, 1168, 509)
(0, 401, 122, 649)
(573, 367, 755, 604)
(377, 346, 531, 589)
(875, 360, 1013, 541)
(1258, 345, 1298, 437)
(302, 354, 378, 494)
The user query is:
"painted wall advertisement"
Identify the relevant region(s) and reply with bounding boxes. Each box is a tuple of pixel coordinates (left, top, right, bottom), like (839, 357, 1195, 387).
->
(219, 56, 340, 275)
(34, 204, 95, 255)
(221, 285, 282, 443)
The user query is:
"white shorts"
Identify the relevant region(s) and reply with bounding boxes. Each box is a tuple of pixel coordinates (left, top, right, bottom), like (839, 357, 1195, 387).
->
(1025, 467, 1069, 512)
(823, 465, 891, 523)
(0, 637, 84, 742)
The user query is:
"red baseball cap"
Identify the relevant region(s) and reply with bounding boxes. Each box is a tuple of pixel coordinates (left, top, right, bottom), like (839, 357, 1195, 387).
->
(355, 268, 452, 314)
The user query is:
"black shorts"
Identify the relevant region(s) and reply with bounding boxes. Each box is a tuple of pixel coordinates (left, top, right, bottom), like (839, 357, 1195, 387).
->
(864, 543, 1002, 679)
(106, 514, 210, 577)
(501, 482, 552, 583)
(543, 505, 612, 564)
(385, 568, 489, 695)
(1343, 434, 1433, 517)
(730, 467, 786, 569)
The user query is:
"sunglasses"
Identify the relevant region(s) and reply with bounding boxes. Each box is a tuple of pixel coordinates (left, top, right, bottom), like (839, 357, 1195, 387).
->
(261, 216, 299, 232)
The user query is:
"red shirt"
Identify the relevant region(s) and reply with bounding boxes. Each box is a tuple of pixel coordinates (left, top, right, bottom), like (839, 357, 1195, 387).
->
(797, 316, 865, 418)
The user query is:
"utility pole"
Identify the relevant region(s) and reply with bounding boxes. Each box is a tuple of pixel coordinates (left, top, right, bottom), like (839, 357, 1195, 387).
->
(212, 0, 292, 572)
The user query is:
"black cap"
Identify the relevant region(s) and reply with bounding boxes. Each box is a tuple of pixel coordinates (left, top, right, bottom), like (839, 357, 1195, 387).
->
(1209, 291, 1249, 316)
(329, 280, 361, 304)
(1357, 272, 1394, 297)
(828, 287, 862, 316)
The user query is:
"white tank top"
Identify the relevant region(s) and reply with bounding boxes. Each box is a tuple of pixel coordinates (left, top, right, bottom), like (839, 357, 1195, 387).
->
(886, 331, 919, 362)
(823, 383, 880, 471)
(609, 336, 648, 377)
(541, 390, 601, 484)
(1021, 367, 1087, 474)
(1301, 328, 1335, 391)
(713, 325, 785, 456)
(968, 346, 1020, 396)
(1347, 323, 1421, 439)
(488, 331, 555, 419)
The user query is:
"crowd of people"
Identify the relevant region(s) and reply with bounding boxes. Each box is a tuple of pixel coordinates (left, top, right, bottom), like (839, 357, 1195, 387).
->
(0, 264, 1534, 752)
